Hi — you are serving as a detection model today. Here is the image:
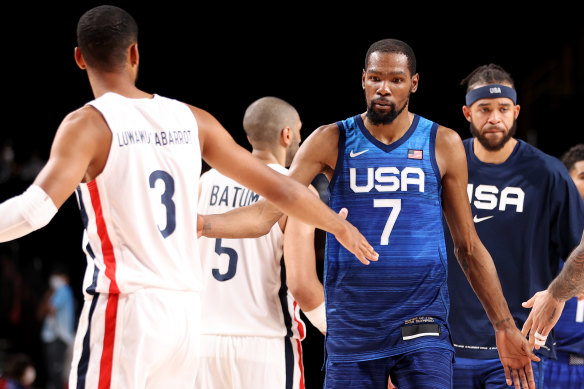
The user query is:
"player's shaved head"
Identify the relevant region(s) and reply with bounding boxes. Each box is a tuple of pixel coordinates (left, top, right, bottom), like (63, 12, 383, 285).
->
(243, 96, 300, 145)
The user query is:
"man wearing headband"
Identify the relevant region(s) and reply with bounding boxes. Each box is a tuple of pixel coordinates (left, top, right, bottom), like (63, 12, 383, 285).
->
(444, 63, 584, 388)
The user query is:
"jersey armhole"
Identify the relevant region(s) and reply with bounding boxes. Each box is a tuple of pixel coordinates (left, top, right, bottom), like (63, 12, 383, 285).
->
(429, 122, 442, 194)
(328, 121, 346, 194)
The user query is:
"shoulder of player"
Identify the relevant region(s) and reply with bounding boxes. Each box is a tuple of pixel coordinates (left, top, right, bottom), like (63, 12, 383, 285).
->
(304, 122, 340, 146)
(58, 105, 110, 139)
(517, 141, 567, 174)
(434, 125, 464, 151)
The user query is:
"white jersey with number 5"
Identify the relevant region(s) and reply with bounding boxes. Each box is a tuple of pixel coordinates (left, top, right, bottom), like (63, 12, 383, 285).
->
(198, 166, 305, 339)
(75, 92, 202, 296)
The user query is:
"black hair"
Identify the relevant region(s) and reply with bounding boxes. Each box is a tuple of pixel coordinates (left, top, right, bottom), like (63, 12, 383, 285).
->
(76, 5, 138, 71)
(560, 143, 584, 171)
(364, 39, 416, 76)
(3, 353, 33, 380)
(461, 63, 515, 92)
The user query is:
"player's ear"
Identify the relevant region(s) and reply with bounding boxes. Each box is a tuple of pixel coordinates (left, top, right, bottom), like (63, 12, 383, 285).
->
(410, 73, 419, 93)
(129, 43, 139, 67)
(462, 105, 472, 122)
(281, 127, 292, 147)
(74, 47, 87, 70)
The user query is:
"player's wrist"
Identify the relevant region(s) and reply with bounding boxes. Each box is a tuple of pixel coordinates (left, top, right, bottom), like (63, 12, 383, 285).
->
(303, 301, 326, 334)
(493, 316, 514, 331)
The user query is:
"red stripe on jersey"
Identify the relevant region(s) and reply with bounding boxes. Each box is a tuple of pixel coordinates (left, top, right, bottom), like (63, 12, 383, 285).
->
(293, 301, 305, 339)
(292, 301, 306, 388)
(295, 338, 305, 389)
(98, 294, 119, 389)
(87, 181, 119, 293)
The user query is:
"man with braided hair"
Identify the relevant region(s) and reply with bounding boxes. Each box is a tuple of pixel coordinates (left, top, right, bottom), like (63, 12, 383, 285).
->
(445, 64, 584, 388)
(200, 41, 541, 389)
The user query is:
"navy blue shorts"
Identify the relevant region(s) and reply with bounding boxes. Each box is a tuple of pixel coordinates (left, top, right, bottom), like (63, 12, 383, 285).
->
(324, 348, 454, 389)
(544, 351, 584, 389)
(452, 356, 545, 389)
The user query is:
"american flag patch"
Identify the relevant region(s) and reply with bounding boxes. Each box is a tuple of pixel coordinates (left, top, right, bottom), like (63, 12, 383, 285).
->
(408, 149, 423, 159)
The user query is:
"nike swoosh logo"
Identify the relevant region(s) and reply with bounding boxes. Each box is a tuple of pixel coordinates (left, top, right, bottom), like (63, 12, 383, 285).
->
(473, 215, 494, 223)
(350, 149, 369, 157)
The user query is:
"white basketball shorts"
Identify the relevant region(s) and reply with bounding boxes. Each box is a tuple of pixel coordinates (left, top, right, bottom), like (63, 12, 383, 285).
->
(195, 334, 305, 389)
(69, 288, 201, 388)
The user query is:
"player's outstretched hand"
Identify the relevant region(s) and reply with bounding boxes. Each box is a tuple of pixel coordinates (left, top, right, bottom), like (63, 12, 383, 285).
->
(335, 208, 379, 265)
(521, 290, 565, 350)
(495, 327, 539, 389)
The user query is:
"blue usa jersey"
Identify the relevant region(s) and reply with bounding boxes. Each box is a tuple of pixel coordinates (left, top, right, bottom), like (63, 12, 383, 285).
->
(553, 260, 584, 355)
(325, 114, 453, 362)
(446, 139, 584, 360)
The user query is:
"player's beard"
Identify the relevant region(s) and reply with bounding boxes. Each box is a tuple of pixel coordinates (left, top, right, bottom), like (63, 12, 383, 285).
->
(366, 96, 409, 125)
(470, 119, 517, 151)
(285, 132, 300, 167)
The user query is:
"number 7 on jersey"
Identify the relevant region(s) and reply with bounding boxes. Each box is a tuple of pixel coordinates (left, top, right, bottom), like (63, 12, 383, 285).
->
(374, 199, 401, 245)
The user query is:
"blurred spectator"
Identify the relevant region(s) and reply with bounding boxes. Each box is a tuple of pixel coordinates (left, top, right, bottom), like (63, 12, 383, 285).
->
(36, 264, 75, 389)
(0, 353, 36, 389)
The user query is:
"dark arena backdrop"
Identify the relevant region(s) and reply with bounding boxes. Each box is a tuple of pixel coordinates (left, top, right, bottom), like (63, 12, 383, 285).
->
(1, 3, 583, 387)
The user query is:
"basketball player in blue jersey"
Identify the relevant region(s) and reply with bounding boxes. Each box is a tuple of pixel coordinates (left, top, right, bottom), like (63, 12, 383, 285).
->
(199, 39, 539, 389)
(520, 144, 584, 389)
(445, 64, 584, 389)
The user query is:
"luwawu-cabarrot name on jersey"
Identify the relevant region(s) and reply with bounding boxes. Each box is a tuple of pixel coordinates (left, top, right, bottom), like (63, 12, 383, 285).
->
(116, 130, 193, 147)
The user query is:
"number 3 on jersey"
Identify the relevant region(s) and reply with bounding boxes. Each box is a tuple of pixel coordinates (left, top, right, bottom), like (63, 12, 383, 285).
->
(374, 199, 401, 245)
(149, 170, 176, 238)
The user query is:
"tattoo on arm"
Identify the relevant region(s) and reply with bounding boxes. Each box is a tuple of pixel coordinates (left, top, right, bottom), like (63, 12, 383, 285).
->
(454, 248, 470, 272)
(550, 242, 584, 300)
(202, 218, 212, 235)
(494, 317, 512, 329)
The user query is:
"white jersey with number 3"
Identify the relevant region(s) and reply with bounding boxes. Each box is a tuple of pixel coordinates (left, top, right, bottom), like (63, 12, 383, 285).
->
(198, 166, 305, 339)
(75, 92, 202, 295)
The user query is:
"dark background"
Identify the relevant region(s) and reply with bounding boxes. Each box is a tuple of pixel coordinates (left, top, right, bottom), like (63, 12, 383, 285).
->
(1, 3, 583, 388)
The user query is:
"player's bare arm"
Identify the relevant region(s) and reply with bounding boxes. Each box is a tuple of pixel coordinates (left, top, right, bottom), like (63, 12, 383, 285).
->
(284, 185, 326, 334)
(522, 229, 584, 348)
(194, 108, 378, 264)
(34, 106, 111, 207)
(286, 123, 339, 185)
(436, 125, 538, 389)
(199, 121, 340, 239)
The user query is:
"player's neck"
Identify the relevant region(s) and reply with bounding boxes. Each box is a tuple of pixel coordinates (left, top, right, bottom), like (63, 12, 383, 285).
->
(362, 112, 414, 145)
(88, 71, 151, 99)
(251, 149, 283, 166)
(473, 137, 518, 164)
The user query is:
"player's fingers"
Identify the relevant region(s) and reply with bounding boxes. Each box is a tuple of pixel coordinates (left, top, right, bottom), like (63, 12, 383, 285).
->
(512, 368, 521, 389)
(338, 207, 348, 219)
(356, 253, 370, 266)
(518, 368, 528, 389)
(363, 241, 379, 262)
(533, 326, 548, 350)
(525, 360, 536, 389)
(521, 294, 536, 309)
(520, 315, 532, 337)
(504, 365, 512, 387)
